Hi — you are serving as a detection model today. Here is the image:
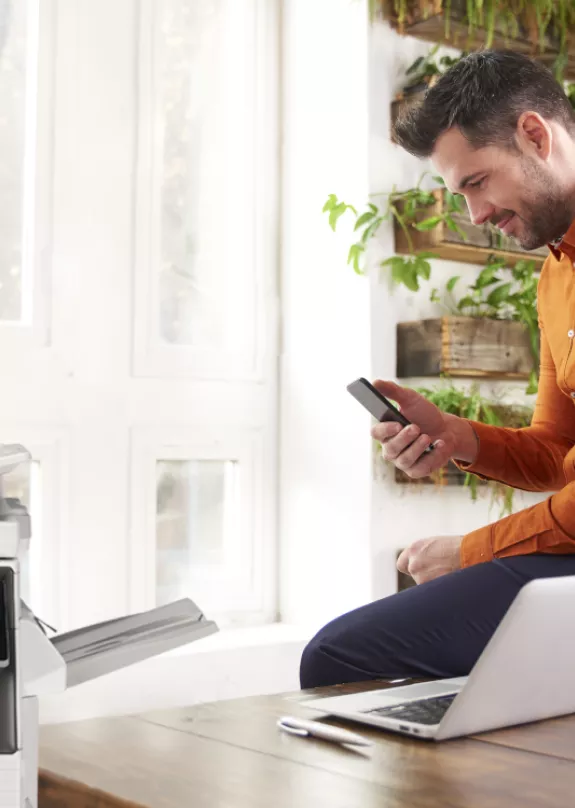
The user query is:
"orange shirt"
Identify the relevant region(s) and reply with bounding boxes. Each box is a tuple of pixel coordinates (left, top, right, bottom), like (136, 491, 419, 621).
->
(460, 224, 575, 567)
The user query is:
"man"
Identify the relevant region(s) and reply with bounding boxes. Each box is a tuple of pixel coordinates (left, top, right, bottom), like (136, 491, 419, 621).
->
(300, 50, 575, 689)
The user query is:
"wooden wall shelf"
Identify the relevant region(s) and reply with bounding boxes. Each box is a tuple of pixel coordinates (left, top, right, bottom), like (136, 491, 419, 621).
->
(381, 0, 575, 80)
(396, 316, 535, 379)
(394, 189, 548, 270)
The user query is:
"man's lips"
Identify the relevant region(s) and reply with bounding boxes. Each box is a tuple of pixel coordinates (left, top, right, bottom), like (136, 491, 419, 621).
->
(496, 214, 515, 235)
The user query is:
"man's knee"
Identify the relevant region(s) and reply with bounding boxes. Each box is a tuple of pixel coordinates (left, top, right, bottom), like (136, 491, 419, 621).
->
(299, 628, 339, 689)
(299, 614, 371, 689)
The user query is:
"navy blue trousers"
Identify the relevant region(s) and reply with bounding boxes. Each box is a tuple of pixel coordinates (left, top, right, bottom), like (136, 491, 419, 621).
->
(300, 555, 575, 689)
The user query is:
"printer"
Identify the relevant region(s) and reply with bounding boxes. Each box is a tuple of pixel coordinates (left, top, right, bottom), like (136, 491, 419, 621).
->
(0, 443, 218, 808)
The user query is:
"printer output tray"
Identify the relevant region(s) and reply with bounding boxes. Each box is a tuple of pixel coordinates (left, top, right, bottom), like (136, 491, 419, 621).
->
(51, 598, 218, 687)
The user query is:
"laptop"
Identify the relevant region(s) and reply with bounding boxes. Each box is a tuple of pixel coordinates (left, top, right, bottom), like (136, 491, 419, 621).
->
(303, 575, 575, 741)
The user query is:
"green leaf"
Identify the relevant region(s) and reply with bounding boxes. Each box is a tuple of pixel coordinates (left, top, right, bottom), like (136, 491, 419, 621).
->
(328, 202, 348, 231)
(414, 258, 431, 281)
(347, 243, 365, 274)
(414, 215, 443, 231)
(444, 215, 468, 240)
(415, 191, 436, 206)
(354, 210, 376, 230)
(458, 295, 476, 310)
(486, 282, 512, 307)
(402, 264, 420, 291)
(382, 257, 420, 291)
(446, 275, 460, 292)
(404, 198, 417, 219)
(406, 56, 424, 75)
(415, 251, 438, 260)
(432, 175, 445, 186)
(360, 217, 383, 244)
(322, 194, 337, 213)
(475, 265, 502, 288)
(526, 370, 539, 396)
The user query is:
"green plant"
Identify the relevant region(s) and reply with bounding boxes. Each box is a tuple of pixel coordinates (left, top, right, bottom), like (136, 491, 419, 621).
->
(412, 380, 532, 515)
(402, 45, 464, 93)
(565, 81, 575, 108)
(430, 256, 540, 393)
(322, 173, 466, 290)
(372, 0, 575, 80)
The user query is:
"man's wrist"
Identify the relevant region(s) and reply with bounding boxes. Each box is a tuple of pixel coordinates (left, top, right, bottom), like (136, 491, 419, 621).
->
(445, 414, 479, 464)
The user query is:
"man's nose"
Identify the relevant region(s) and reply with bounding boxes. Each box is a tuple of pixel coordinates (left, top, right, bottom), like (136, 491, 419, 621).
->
(466, 199, 493, 227)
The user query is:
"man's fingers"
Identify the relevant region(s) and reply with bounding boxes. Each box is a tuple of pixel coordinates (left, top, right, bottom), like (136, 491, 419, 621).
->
(371, 421, 403, 443)
(396, 547, 410, 573)
(394, 434, 435, 470)
(378, 425, 421, 461)
(402, 439, 449, 479)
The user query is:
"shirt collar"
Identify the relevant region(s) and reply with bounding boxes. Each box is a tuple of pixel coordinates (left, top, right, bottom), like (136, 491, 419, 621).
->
(549, 221, 575, 262)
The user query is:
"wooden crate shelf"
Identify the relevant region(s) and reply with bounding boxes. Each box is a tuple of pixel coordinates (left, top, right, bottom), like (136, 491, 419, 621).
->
(394, 460, 484, 487)
(396, 316, 535, 379)
(380, 0, 575, 80)
(394, 189, 548, 269)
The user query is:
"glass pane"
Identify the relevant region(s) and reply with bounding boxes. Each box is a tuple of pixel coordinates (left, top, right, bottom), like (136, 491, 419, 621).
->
(0, 1, 35, 322)
(155, 459, 237, 606)
(3, 459, 41, 606)
(157, 0, 254, 348)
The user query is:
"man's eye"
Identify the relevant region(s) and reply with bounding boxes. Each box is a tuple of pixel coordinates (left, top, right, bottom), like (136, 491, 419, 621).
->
(468, 178, 485, 189)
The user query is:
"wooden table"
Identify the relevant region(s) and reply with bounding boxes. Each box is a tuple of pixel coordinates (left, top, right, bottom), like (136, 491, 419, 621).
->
(38, 680, 575, 808)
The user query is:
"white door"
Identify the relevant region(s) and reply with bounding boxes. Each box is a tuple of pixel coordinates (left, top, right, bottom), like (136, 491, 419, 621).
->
(0, 0, 279, 631)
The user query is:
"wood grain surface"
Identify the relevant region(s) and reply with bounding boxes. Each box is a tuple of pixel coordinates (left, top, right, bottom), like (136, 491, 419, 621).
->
(38, 682, 575, 808)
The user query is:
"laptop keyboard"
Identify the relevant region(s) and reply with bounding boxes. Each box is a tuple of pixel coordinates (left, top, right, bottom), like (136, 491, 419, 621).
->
(364, 693, 457, 725)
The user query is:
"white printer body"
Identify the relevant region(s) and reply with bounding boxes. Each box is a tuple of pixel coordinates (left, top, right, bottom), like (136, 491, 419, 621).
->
(0, 444, 218, 808)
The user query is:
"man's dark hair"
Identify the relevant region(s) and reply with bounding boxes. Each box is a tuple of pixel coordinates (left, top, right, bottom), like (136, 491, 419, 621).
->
(394, 50, 575, 158)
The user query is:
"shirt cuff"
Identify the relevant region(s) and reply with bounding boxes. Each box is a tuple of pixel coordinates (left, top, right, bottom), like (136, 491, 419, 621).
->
(460, 525, 493, 567)
(452, 420, 508, 482)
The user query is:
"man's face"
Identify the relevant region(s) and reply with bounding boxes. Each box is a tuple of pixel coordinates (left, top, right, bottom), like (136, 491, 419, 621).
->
(432, 126, 573, 250)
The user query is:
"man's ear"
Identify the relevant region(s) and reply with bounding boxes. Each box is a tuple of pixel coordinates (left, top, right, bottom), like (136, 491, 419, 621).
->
(516, 111, 552, 160)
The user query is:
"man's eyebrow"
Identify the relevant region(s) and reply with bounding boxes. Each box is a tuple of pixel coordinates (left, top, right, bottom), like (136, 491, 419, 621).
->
(457, 171, 485, 191)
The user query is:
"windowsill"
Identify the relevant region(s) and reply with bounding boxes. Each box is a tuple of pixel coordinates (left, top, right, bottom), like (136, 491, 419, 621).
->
(165, 622, 313, 657)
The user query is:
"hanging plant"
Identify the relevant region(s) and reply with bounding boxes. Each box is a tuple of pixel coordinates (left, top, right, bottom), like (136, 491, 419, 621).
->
(379, 379, 534, 515)
(430, 255, 540, 392)
(398, 45, 464, 97)
(322, 173, 465, 290)
(373, 0, 575, 80)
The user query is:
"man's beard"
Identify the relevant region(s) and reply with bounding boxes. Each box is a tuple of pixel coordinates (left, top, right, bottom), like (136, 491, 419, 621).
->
(512, 158, 575, 251)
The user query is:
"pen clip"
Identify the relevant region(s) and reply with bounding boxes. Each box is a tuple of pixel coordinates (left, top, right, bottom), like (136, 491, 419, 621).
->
(277, 719, 309, 737)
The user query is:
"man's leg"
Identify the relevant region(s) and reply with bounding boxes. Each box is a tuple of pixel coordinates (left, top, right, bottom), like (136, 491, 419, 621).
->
(300, 554, 575, 689)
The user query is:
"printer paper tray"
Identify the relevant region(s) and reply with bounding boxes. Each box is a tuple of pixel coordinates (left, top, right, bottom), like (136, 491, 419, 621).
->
(51, 598, 218, 687)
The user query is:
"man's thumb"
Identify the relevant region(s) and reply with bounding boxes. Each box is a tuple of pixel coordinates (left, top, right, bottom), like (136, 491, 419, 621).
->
(372, 379, 417, 408)
(396, 546, 411, 574)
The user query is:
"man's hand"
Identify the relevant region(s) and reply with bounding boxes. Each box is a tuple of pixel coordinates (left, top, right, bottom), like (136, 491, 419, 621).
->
(370, 380, 479, 478)
(397, 536, 463, 585)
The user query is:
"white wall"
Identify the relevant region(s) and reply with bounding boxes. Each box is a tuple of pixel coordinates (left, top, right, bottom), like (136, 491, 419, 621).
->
(279, 0, 372, 629)
(367, 23, 546, 598)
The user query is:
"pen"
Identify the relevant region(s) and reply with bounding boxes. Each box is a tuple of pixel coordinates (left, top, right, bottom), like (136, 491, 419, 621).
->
(277, 715, 373, 747)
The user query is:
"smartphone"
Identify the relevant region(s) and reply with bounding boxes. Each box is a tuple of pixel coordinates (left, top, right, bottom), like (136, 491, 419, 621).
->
(346, 378, 411, 426)
(347, 377, 435, 454)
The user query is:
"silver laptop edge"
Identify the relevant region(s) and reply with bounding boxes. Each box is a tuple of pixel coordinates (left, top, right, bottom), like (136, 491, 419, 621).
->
(302, 575, 575, 741)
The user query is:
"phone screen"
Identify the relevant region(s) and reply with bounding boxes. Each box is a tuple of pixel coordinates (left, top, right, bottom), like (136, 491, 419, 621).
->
(347, 378, 411, 426)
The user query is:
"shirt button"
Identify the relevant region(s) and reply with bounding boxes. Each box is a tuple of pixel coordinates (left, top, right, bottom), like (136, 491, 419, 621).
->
(569, 330, 575, 338)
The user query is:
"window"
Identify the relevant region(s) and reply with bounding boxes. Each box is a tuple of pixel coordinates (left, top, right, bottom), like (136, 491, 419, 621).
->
(156, 459, 238, 604)
(134, 0, 275, 380)
(129, 0, 279, 627)
(0, 0, 37, 324)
